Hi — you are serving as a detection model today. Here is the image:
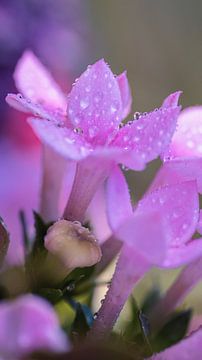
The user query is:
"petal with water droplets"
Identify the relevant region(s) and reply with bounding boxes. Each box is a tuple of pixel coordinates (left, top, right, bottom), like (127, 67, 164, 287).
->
(149, 158, 202, 194)
(67, 59, 122, 144)
(116, 71, 132, 119)
(106, 166, 133, 231)
(28, 118, 92, 160)
(137, 181, 199, 248)
(162, 238, 202, 268)
(6, 93, 65, 124)
(14, 50, 66, 111)
(165, 106, 202, 158)
(112, 103, 180, 165)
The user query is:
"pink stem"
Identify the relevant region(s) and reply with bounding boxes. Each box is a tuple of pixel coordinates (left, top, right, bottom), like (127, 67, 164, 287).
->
(150, 258, 202, 332)
(88, 247, 150, 339)
(95, 236, 122, 275)
(40, 145, 67, 222)
(63, 160, 111, 222)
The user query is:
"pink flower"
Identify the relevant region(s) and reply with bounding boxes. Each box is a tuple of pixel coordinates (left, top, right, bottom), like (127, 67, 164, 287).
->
(89, 166, 201, 338)
(151, 328, 202, 360)
(6, 51, 181, 222)
(0, 295, 70, 358)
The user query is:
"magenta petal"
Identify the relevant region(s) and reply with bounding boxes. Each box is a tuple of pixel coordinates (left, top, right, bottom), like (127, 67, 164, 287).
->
(162, 91, 182, 108)
(0, 295, 69, 357)
(116, 71, 132, 119)
(67, 59, 122, 144)
(14, 50, 66, 111)
(150, 158, 202, 194)
(165, 106, 202, 159)
(115, 211, 167, 264)
(153, 329, 202, 360)
(112, 104, 180, 165)
(106, 166, 133, 231)
(137, 181, 199, 247)
(28, 118, 93, 160)
(162, 238, 202, 268)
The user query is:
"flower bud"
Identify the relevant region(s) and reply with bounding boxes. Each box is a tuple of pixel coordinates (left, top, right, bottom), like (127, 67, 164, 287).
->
(44, 220, 102, 273)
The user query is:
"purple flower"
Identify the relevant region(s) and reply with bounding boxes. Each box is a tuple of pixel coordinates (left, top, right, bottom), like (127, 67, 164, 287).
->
(89, 166, 201, 338)
(6, 51, 181, 222)
(0, 295, 70, 358)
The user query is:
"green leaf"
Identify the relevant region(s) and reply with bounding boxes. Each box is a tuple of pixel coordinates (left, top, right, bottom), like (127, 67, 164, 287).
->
(38, 288, 63, 304)
(152, 309, 192, 352)
(141, 287, 161, 315)
(32, 211, 51, 254)
(19, 210, 30, 256)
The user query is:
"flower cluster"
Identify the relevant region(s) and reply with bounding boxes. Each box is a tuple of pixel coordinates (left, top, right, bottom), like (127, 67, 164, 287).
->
(1, 51, 202, 358)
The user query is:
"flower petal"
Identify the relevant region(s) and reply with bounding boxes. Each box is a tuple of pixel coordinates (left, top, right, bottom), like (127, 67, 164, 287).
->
(149, 158, 202, 194)
(137, 181, 199, 247)
(106, 165, 133, 231)
(115, 211, 168, 264)
(6, 93, 65, 124)
(153, 328, 202, 360)
(112, 102, 180, 165)
(0, 295, 69, 357)
(116, 71, 132, 119)
(86, 185, 112, 243)
(164, 106, 202, 159)
(14, 50, 66, 111)
(162, 90, 182, 108)
(67, 59, 122, 144)
(28, 118, 93, 160)
(162, 238, 202, 268)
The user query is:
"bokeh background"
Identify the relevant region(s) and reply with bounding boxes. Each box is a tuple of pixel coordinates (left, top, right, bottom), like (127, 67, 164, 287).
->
(1, 0, 202, 320)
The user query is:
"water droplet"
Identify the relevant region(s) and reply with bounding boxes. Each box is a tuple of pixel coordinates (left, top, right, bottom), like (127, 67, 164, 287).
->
(121, 165, 129, 171)
(94, 312, 98, 319)
(73, 127, 83, 134)
(110, 104, 118, 114)
(133, 136, 140, 142)
(119, 122, 124, 129)
(80, 99, 89, 109)
(108, 82, 112, 89)
(134, 112, 141, 120)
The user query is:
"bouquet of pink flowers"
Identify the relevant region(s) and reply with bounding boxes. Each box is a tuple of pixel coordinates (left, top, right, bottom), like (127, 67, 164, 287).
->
(1, 51, 202, 359)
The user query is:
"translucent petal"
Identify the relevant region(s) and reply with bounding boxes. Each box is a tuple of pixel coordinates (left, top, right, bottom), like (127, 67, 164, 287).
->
(28, 118, 93, 160)
(116, 211, 168, 264)
(165, 106, 202, 158)
(14, 50, 66, 111)
(106, 166, 133, 231)
(67, 59, 122, 144)
(116, 71, 132, 119)
(137, 181, 199, 247)
(112, 103, 180, 165)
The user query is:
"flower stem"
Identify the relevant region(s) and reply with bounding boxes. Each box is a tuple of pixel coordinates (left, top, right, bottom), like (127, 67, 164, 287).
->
(150, 258, 202, 333)
(63, 160, 111, 222)
(40, 145, 67, 222)
(95, 236, 122, 275)
(88, 247, 150, 339)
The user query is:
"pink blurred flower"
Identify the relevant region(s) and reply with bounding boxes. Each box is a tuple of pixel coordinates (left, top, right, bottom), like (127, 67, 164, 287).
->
(0, 294, 70, 358)
(6, 51, 181, 222)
